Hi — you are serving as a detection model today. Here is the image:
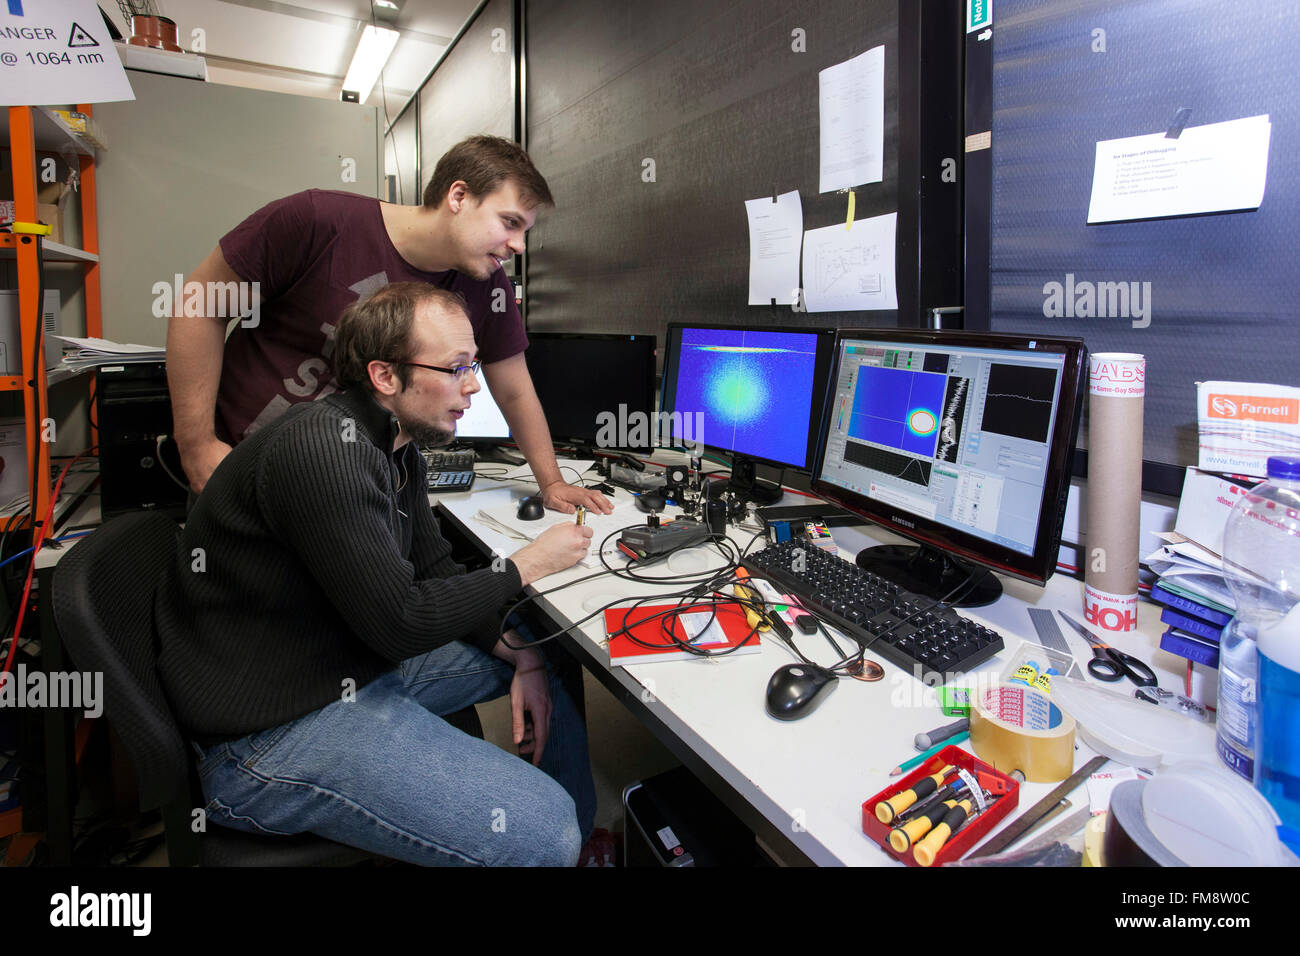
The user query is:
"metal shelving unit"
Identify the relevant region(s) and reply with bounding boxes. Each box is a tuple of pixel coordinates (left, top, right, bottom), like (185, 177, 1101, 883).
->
(1, 104, 104, 850)
(1, 104, 103, 534)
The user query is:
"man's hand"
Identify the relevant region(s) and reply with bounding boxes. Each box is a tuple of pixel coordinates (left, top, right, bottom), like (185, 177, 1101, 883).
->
(510, 645, 551, 766)
(510, 522, 594, 585)
(179, 438, 233, 495)
(541, 480, 613, 515)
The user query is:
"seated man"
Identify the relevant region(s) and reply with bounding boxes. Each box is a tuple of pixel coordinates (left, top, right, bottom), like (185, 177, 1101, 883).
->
(157, 282, 597, 866)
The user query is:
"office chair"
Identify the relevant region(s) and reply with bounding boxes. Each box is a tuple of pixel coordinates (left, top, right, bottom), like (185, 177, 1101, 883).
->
(50, 511, 483, 866)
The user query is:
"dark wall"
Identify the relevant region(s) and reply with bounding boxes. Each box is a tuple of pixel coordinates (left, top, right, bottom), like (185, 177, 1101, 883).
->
(974, 0, 1300, 469)
(524, 0, 909, 354)
(417, 0, 516, 193)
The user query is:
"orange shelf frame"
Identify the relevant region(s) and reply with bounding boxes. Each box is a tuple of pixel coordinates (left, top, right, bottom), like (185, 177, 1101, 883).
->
(4, 104, 102, 531)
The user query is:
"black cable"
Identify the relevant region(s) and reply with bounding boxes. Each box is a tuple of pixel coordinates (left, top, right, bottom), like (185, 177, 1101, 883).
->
(497, 526, 748, 653)
(28, 235, 44, 548)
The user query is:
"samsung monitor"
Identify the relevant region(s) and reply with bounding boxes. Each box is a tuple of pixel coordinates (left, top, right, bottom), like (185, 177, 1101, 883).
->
(659, 323, 837, 504)
(812, 329, 1086, 606)
(524, 332, 657, 452)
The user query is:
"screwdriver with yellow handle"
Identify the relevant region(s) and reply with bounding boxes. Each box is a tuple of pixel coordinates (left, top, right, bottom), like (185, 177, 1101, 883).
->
(913, 795, 999, 867)
(889, 797, 967, 853)
(874, 765, 957, 824)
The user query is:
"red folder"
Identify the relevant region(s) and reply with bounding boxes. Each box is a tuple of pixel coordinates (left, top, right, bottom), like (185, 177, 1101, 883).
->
(604, 602, 762, 666)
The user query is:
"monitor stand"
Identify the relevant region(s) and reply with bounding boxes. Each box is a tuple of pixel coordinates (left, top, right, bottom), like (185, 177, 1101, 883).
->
(704, 456, 783, 506)
(855, 543, 1002, 608)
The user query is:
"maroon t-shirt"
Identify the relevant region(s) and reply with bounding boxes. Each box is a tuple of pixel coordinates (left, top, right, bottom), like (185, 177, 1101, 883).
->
(215, 189, 527, 444)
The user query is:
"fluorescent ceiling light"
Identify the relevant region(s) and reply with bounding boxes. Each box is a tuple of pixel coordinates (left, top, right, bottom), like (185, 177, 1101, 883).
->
(342, 24, 399, 102)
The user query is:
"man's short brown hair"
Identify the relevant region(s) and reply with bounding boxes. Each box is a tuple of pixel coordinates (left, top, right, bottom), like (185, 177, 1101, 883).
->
(332, 283, 469, 392)
(422, 135, 554, 209)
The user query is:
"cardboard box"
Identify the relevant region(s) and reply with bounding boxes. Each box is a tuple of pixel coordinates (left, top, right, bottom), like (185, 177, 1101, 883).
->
(0, 200, 63, 244)
(1198, 380, 1300, 478)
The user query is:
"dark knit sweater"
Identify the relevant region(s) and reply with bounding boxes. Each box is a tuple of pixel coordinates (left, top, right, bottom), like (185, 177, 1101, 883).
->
(156, 388, 523, 739)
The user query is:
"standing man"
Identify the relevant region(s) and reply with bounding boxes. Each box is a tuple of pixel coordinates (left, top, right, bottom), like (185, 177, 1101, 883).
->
(158, 283, 597, 865)
(167, 134, 610, 515)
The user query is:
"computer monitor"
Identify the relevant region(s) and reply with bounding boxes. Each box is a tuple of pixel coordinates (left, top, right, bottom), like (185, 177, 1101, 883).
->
(811, 329, 1086, 606)
(456, 374, 511, 442)
(524, 332, 657, 452)
(659, 323, 837, 503)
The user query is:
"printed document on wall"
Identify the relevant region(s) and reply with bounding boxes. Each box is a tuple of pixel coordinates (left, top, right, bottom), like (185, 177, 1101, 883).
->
(819, 46, 884, 193)
(0, 0, 135, 105)
(1087, 115, 1270, 224)
(802, 212, 897, 312)
(744, 191, 803, 305)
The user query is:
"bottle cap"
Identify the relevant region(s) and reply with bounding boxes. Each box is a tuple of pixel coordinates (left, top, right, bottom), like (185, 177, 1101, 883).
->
(1266, 456, 1300, 481)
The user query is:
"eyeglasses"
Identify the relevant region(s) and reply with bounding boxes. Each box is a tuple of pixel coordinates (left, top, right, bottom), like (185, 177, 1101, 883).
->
(388, 359, 482, 380)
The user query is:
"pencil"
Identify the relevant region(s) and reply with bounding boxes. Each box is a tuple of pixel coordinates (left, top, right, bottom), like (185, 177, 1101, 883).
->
(889, 731, 970, 776)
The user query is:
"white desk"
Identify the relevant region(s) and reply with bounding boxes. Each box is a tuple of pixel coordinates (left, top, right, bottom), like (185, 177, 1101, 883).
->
(436, 474, 1188, 867)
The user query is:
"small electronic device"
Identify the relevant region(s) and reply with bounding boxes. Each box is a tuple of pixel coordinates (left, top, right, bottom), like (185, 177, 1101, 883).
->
(516, 495, 546, 521)
(617, 519, 711, 560)
(765, 663, 838, 720)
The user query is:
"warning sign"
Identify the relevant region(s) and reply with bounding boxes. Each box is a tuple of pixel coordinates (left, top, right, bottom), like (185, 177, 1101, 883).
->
(0, 0, 134, 106)
(67, 21, 97, 47)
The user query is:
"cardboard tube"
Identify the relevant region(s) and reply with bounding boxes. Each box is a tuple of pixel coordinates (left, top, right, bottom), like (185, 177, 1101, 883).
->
(1084, 353, 1145, 633)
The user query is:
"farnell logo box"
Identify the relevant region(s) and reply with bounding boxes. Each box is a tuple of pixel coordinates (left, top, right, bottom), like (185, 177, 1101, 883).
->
(1198, 380, 1300, 478)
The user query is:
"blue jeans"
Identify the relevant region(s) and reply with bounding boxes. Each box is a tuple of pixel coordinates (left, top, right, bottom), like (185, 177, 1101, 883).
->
(195, 639, 596, 866)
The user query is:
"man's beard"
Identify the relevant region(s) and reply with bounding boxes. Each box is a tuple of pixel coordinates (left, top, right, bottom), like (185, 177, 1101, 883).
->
(401, 418, 454, 449)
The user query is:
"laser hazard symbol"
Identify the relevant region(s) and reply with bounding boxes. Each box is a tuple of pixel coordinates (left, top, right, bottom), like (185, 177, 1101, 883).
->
(67, 21, 97, 46)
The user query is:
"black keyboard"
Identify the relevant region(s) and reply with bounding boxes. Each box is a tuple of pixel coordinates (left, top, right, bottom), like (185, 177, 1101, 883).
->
(742, 540, 1004, 680)
(424, 450, 476, 494)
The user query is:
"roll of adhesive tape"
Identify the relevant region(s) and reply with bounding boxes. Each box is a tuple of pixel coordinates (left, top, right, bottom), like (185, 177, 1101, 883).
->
(969, 684, 1076, 782)
(1103, 779, 1186, 867)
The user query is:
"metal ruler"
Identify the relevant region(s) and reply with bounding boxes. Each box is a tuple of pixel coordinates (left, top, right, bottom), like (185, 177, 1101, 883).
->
(966, 755, 1109, 860)
(1027, 607, 1083, 678)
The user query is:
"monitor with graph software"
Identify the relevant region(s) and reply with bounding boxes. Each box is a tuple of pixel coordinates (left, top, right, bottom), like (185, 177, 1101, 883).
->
(812, 328, 1086, 605)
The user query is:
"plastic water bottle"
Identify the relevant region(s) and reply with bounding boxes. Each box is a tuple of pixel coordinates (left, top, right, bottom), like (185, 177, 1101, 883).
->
(1259, 602, 1300, 852)
(1217, 456, 1300, 785)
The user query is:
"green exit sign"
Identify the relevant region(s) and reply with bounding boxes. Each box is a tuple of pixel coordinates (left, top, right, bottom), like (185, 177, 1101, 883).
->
(968, 0, 992, 33)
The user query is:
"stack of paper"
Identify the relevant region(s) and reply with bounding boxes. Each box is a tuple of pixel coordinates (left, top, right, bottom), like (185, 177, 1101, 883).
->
(475, 496, 647, 569)
(51, 335, 164, 368)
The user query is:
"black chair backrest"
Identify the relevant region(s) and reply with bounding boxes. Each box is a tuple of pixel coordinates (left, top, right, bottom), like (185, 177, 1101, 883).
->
(50, 511, 186, 811)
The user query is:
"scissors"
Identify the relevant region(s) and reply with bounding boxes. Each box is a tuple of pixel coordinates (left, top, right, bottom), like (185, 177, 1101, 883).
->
(1057, 611, 1157, 687)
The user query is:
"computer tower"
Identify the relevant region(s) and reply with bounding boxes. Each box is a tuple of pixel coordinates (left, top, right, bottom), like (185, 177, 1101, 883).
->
(96, 362, 187, 517)
(622, 766, 776, 867)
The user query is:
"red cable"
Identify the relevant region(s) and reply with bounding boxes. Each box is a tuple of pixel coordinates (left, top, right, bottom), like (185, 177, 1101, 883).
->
(0, 449, 89, 687)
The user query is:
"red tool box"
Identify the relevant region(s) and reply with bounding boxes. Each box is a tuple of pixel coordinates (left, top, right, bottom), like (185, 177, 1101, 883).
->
(862, 745, 1020, 866)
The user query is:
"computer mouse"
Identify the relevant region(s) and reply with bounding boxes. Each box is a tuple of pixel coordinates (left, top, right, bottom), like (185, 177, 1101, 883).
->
(516, 495, 546, 521)
(634, 492, 666, 513)
(765, 663, 838, 720)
